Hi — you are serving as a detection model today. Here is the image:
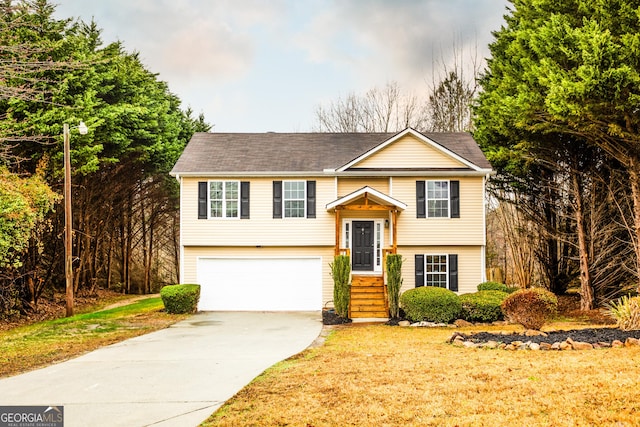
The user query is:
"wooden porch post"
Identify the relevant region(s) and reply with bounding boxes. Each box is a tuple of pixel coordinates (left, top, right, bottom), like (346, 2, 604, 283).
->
(392, 209, 398, 253)
(335, 207, 341, 256)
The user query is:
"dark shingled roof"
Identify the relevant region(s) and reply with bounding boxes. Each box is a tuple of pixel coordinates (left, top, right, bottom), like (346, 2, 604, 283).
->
(170, 130, 492, 174)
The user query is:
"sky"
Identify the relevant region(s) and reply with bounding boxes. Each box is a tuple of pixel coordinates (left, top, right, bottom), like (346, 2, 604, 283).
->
(53, 0, 511, 132)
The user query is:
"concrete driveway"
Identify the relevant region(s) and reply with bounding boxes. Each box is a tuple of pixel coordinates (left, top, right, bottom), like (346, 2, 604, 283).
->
(0, 311, 322, 427)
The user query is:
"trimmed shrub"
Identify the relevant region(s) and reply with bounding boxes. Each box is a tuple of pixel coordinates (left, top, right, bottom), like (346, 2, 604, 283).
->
(386, 254, 403, 318)
(160, 284, 200, 314)
(501, 288, 557, 330)
(330, 255, 351, 318)
(477, 281, 508, 292)
(459, 290, 508, 323)
(400, 286, 461, 323)
(477, 281, 518, 293)
(605, 295, 640, 331)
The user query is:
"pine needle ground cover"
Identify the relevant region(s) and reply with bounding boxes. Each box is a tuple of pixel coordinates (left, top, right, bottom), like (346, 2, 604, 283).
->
(0, 297, 187, 377)
(203, 325, 640, 427)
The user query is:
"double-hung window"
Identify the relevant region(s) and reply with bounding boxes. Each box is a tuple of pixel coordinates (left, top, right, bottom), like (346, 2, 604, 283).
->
(209, 181, 239, 218)
(425, 255, 448, 287)
(284, 181, 306, 218)
(427, 181, 449, 218)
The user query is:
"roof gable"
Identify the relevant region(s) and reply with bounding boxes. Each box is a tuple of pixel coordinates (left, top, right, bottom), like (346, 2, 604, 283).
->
(326, 186, 407, 211)
(337, 128, 485, 172)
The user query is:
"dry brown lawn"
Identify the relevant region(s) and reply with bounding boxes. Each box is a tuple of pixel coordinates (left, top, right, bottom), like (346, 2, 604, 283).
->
(203, 323, 640, 427)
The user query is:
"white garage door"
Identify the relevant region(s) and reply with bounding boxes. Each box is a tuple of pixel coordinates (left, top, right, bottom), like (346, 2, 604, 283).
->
(196, 257, 322, 311)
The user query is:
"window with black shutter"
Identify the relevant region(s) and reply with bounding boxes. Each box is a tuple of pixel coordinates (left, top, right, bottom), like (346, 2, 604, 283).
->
(273, 181, 282, 218)
(415, 254, 425, 287)
(416, 253, 459, 291)
(416, 181, 426, 218)
(306, 181, 316, 218)
(198, 182, 207, 219)
(450, 180, 460, 218)
(240, 181, 250, 219)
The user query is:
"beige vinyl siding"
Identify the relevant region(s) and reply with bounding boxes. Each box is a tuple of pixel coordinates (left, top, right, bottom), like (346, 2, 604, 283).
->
(392, 176, 485, 246)
(353, 134, 467, 169)
(397, 245, 484, 295)
(183, 246, 335, 307)
(337, 177, 389, 197)
(181, 177, 335, 246)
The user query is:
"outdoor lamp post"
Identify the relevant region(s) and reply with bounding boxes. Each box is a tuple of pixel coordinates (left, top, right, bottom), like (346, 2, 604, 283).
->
(64, 121, 88, 317)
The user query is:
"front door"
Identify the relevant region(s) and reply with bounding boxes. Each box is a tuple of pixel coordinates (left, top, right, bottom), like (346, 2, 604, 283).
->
(352, 221, 374, 271)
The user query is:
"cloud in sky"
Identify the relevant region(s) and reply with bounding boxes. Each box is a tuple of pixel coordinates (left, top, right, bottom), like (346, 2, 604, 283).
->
(54, 0, 509, 132)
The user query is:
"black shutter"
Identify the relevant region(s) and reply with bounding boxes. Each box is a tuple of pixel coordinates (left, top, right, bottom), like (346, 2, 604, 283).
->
(306, 180, 316, 218)
(273, 181, 282, 218)
(240, 181, 250, 219)
(198, 181, 207, 219)
(449, 254, 458, 292)
(415, 254, 425, 287)
(450, 180, 460, 218)
(416, 181, 426, 218)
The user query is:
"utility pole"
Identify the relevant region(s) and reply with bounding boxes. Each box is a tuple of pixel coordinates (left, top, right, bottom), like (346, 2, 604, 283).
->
(63, 121, 87, 317)
(64, 123, 74, 317)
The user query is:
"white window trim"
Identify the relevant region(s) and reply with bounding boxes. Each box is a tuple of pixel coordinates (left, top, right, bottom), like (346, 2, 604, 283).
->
(208, 180, 240, 219)
(283, 180, 307, 219)
(424, 253, 449, 289)
(426, 180, 451, 219)
(342, 219, 384, 273)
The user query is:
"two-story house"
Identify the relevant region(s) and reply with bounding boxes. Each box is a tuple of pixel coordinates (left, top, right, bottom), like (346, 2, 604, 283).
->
(170, 128, 493, 318)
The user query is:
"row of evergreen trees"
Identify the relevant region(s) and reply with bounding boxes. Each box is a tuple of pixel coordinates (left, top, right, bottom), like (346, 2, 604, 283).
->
(0, 0, 210, 316)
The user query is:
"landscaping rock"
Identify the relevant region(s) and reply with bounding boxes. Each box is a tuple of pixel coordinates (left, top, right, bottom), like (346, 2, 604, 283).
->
(452, 336, 465, 347)
(570, 341, 594, 350)
(539, 342, 552, 350)
(559, 341, 572, 351)
(482, 340, 500, 349)
(454, 319, 473, 327)
(411, 321, 449, 327)
(525, 330, 548, 337)
(398, 320, 411, 327)
(529, 342, 540, 351)
(625, 337, 640, 347)
(612, 340, 624, 348)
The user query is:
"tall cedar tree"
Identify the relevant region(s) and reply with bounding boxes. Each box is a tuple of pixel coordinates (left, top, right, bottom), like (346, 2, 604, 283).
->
(474, 0, 640, 307)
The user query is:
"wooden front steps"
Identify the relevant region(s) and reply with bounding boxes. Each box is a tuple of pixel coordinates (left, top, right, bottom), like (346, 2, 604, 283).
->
(350, 275, 388, 319)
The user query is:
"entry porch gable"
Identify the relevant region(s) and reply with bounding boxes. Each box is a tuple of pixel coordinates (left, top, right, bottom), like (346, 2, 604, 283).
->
(325, 186, 405, 258)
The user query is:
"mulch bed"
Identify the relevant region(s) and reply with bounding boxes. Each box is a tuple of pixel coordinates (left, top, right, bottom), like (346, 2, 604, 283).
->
(322, 309, 352, 325)
(451, 328, 640, 345)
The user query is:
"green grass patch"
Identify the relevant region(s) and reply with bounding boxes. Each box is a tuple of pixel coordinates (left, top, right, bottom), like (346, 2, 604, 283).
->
(0, 297, 188, 378)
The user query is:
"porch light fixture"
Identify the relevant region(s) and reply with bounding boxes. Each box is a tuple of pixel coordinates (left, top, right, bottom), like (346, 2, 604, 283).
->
(63, 121, 88, 317)
(385, 219, 389, 228)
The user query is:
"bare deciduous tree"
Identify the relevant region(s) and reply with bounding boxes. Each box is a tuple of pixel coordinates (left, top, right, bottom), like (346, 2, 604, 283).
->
(314, 81, 428, 133)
